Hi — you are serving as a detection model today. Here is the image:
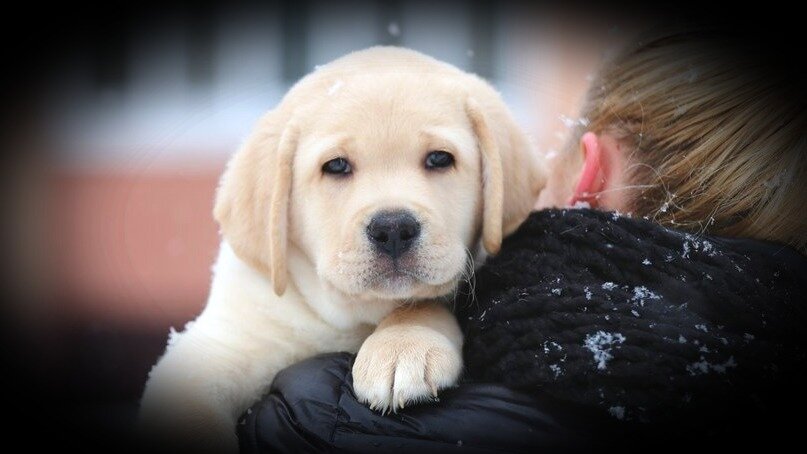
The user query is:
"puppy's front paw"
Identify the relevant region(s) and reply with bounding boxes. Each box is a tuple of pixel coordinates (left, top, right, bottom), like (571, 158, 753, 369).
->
(352, 325, 462, 413)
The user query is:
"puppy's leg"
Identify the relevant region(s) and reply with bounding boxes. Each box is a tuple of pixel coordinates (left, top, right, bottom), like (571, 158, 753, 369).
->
(352, 303, 463, 413)
(139, 319, 295, 453)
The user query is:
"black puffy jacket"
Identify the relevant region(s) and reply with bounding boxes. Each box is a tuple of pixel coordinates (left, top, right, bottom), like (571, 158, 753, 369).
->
(238, 209, 807, 453)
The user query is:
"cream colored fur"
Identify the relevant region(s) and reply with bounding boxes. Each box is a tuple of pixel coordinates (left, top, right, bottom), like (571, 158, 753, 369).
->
(139, 47, 545, 452)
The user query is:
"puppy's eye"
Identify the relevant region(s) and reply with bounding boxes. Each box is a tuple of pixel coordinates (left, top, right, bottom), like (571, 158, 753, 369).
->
(322, 157, 352, 175)
(425, 151, 455, 170)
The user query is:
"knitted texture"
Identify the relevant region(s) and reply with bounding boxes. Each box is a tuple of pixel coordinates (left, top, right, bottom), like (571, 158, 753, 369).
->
(456, 208, 807, 424)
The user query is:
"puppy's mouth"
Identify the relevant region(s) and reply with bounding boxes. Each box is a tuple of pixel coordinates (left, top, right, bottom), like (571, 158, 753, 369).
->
(372, 269, 418, 293)
(370, 258, 421, 285)
(323, 250, 462, 301)
(361, 254, 461, 299)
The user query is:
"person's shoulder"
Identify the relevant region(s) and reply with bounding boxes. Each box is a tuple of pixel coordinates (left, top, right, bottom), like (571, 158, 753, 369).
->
(238, 353, 595, 453)
(502, 208, 806, 273)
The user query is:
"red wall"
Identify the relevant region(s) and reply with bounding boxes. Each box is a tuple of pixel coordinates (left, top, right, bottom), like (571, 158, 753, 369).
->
(49, 169, 223, 327)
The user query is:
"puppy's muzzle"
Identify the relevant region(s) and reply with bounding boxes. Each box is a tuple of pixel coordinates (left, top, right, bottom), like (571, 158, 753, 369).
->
(366, 211, 421, 259)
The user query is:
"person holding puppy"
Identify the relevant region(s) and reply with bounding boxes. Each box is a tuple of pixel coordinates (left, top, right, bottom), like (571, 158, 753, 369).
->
(239, 27, 807, 452)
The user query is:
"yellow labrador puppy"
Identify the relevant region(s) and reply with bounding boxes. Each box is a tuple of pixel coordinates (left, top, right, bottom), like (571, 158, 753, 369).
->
(140, 47, 544, 451)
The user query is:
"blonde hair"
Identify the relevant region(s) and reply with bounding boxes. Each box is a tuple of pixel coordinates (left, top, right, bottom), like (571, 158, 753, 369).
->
(569, 28, 807, 253)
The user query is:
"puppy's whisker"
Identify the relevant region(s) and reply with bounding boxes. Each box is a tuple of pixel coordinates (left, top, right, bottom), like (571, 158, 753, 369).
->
(450, 246, 477, 313)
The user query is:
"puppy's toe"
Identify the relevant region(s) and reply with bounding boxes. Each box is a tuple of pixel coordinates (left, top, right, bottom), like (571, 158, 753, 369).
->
(391, 354, 434, 410)
(352, 348, 395, 413)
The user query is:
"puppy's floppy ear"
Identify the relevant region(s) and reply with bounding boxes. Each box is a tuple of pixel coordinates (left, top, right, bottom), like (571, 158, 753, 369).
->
(213, 110, 298, 296)
(466, 97, 545, 255)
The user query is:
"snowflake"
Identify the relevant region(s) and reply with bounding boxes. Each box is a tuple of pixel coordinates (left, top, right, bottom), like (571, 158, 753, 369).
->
(327, 79, 344, 96)
(632, 286, 661, 306)
(584, 331, 627, 370)
(687, 356, 737, 375)
(601, 282, 618, 291)
(608, 406, 626, 420)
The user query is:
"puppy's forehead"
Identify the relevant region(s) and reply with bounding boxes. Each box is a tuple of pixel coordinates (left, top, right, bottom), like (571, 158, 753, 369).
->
(321, 74, 465, 118)
(327, 79, 466, 126)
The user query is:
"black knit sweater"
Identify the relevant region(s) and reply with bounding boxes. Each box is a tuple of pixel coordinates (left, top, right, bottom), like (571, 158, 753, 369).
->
(239, 208, 807, 452)
(456, 208, 807, 429)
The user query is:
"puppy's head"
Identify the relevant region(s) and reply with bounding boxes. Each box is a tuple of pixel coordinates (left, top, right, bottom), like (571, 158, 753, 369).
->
(214, 47, 544, 301)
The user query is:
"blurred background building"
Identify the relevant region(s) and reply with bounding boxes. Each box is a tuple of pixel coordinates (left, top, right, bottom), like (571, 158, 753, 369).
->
(1, 0, 646, 444)
(43, 2, 635, 324)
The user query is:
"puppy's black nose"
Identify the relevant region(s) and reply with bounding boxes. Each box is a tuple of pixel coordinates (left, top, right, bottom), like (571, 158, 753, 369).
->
(366, 211, 421, 259)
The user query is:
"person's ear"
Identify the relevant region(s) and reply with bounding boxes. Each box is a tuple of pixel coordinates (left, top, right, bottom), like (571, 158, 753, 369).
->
(568, 132, 606, 207)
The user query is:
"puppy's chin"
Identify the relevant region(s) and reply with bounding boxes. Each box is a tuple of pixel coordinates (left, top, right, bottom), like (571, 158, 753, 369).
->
(327, 271, 459, 301)
(320, 257, 461, 302)
(365, 270, 458, 300)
